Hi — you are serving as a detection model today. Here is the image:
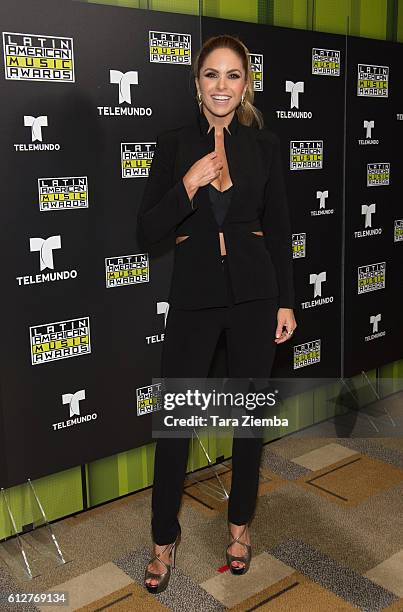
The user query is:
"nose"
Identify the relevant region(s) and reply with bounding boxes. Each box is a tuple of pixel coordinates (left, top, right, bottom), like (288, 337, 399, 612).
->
(216, 75, 227, 90)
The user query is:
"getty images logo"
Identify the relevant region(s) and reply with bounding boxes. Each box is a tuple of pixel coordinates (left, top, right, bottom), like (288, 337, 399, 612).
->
(16, 235, 78, 286)
(98, 69, 151, 117)
(358, 120, 379, 145)
(14, 115, 61, 152)
(276, 80, 313, 119)
(354, 203, 382, 238)
(146, 301, 169, 345)
(301, 271, 334, 309)
(52, 389, 98, 431)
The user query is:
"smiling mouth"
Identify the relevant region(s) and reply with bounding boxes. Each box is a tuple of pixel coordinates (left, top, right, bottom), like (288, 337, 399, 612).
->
(211, 95, 231, 102)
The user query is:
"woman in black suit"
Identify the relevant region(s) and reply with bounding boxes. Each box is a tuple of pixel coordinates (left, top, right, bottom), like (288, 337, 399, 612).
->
(138, 34, 297, 593)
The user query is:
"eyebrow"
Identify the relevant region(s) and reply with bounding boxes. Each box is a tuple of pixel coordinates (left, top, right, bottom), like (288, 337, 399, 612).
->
(202, 67, 242, 73)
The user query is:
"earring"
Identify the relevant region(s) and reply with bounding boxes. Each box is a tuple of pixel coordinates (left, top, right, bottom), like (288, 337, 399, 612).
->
(241, 93, 245, 106)
(197, 92, 202, 110)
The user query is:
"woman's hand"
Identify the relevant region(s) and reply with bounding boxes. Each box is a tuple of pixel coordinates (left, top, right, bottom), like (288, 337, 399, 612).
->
(274, 308, 297, 344)
(182, 151, 223, 200)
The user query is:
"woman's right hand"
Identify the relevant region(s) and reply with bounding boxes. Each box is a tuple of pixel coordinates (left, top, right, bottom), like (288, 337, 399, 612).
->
(182, 152, 223, 201)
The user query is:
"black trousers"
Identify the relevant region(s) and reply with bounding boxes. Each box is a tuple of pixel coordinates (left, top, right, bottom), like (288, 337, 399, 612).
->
(151, 256, 278, 545)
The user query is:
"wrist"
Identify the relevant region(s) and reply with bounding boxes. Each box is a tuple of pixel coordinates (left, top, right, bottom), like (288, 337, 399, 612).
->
(182, 175, 198, 201)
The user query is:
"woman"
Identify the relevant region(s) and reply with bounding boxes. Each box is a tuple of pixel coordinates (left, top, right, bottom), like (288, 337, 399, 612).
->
(138, 34, 297, 593)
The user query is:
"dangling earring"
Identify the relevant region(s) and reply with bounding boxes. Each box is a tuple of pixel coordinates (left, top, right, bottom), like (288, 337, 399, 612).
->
(241, 92, 246, 106)
(197, 91, 202, 111)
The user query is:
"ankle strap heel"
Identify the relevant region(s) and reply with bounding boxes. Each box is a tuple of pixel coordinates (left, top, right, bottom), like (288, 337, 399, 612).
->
(226, 524, 252, 575)
(144, 528, 181, 594)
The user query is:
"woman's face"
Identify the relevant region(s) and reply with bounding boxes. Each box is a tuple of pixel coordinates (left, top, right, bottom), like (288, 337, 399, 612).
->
(196, 47, 247, 119)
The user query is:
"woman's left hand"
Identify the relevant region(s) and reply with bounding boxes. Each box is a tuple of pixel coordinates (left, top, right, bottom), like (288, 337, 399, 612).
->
(274, 308, 297, 344)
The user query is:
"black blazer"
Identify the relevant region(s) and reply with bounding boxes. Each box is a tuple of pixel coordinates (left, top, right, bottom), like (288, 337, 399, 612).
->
(137, 110, 295, 310)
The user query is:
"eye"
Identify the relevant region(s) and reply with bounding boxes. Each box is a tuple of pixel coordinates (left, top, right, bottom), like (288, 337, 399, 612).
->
(204, 72, 241, 79)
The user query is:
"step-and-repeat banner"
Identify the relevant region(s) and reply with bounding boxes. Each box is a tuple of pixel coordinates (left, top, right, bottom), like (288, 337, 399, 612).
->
(0, 0, 401, 487)
(344, 35, 403, 377)
(0, 0, 200, 487)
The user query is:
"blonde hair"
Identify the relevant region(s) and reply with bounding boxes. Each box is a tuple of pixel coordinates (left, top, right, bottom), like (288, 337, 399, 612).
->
(193, 34, 264, 130)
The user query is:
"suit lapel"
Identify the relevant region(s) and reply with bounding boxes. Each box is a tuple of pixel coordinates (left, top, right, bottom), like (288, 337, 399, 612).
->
(179, 115, 244, 228)
(194, 128, 221, 229)
(222, 127, 243, 222)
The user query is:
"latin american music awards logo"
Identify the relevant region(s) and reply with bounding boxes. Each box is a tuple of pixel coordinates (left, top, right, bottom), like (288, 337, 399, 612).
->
(136, 383, 163, 416)
(249, 53, 263, 91)
(292, 233, 306, 258)
(105, 253, 150, 287)
(290, 141, 323, 170)
(394, 219, 403, 242)
(357, 64, 389, 97)
(293, 339, 321, 369)
(357, 262, 386, 294)
(367, 163, 390, 186)
(149, 31, 191, 64)
(121, 142, 155, 178)
(312, 48, 341, 76)
(30, 317, 91, 365)
(38, 177, 89, 211)
(3, 32, 75, 82)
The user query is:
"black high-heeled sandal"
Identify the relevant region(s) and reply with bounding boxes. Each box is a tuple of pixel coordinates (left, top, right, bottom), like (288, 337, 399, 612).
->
(144, 527, 181, 594)
(226, 524, 252, 575)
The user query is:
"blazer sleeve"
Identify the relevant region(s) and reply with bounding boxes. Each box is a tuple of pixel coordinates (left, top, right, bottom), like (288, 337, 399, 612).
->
(137, 130, 198, 247)
(262, 133, 295, 309)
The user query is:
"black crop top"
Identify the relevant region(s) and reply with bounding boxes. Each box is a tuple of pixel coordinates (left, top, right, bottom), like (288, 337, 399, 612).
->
(208, 183, 234, 227)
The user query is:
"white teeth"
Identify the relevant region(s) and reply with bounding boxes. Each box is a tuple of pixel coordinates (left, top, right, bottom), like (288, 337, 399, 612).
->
(212, 96, 230, 100)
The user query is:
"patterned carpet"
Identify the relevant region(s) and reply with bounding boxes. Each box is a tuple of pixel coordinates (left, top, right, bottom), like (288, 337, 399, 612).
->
(0, 397, 402, 611)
